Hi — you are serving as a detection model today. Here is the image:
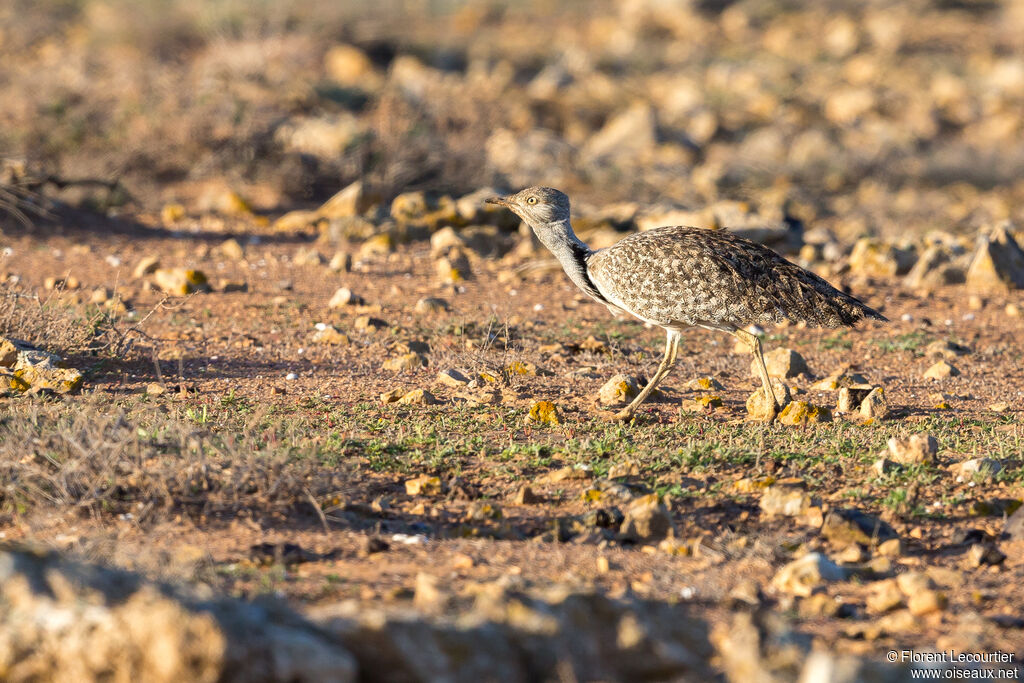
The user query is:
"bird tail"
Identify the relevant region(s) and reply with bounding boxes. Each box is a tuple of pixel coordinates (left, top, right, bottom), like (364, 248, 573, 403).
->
(781, 265, 888, 328)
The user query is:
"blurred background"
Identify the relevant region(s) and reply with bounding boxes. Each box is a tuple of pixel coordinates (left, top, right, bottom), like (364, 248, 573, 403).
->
(2, 0, 1024, 240)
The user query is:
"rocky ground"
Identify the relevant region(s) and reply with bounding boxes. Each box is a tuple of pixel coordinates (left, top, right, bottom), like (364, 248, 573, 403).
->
(1, 0, 1024, 681)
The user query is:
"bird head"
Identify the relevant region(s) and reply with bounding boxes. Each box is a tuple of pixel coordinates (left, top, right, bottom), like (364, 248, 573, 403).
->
(486, 186, 570, 228)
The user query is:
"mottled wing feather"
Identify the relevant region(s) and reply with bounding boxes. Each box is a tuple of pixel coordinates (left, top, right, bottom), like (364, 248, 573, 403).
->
(586, 226, 885, 330)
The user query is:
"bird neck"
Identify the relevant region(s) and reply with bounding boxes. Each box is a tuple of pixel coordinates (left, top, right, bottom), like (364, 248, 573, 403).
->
(534, 218, 606, 302)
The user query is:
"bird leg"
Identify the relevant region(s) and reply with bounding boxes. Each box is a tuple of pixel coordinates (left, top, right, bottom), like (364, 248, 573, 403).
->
(734, 328, 781, 421)
(612, 331, 680, 421)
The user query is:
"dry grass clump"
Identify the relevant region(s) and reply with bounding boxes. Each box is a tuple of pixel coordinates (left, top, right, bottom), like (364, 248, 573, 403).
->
(0, 182, 35, 228)
(0, 160, 49, 228)
(0, 284, 112, 358)
(0, 398, 353, 523)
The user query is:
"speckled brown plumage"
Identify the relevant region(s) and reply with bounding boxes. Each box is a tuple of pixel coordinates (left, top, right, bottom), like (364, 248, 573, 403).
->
(587, 226, 886, 332)
(485, 186, 887, 422)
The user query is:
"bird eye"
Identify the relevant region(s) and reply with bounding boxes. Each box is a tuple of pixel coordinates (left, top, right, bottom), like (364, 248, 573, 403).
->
(527, 196, 537, 205)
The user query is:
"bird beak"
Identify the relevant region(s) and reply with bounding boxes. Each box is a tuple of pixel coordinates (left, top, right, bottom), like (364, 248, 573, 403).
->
(485, 196, 510, 208)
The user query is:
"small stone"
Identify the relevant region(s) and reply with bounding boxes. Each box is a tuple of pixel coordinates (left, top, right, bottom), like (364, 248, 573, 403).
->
(581, 100, 657, 165)
(908, 590, 947, 616)
(430, 226, 465, 254)
(1007, 303, 1021, 317)
(771, 553, 848, 597)
(1002, 505, 1024, 541)
(134, 255, 161, 278)
(608, 463, 640, 479)
(866, 579, 904, 613)
(44, 276, 79, 291)
(682, 394, 723, 412)
(511, 485, 541, 505)
(619, 494, 674, 542)
(210, 189, 251, 215)
(328, 287, 364, 308)
(872, 458, 901, 476)
(405, 475, 443, 496)
(276, 113, 367, 163)
(379, 388, 404, 404)
(273, 209, 320, 232)
(798, 593, 844, 618)
(836, 384, 874, 413)
(989, 401, 1010, 412)
(354, 316, 387, 331)
(397, 389, 439, 405)
(382, 353, 425, 372)
(413, 572, 451, 613)
(864, 556, 894, 577)
(904, 244, 964, 288)
(727, 580, 762, 607)
(849, 237, 916, 277)
(217, 238, 245, 260)
(896, 571, 934, 597)
(969, 499, 1017, 516)
(324, 44, 376, 86)
(153, 268, 209, 296)
(329, 252, 352, 272)
(811, 370, 870, 391)
(535, 465, 592, 485)
(966, 544, 1006, 568)
(506, 361, 538, 376)
(684, 376, 724, 391)
(923, 360, 959, 380)
(859, 387, 889, 420)
(526, 400, 561, 426)
(778, 401, 832, 425)
(925, 340, 970, 359)
(414, 297, 450, 314)
(877, 538, 902, 558)
(285, 372, 298, 380)
(0, 338, 17, 367)
(759, 484, 814, 518)
(161, 203, 186, 223)
(887, 434, 938, 465)
(753, 348, 809, 378)
(311, 325, 350, 345)
(436, 254, 470, 283)
(391, 189, 456, 227)
(454, 388, 502, 405)
(746, 380, 791, 420)
(7, 346, 83, 395)
(465, 501, 502, 521)
(597, 374, 641, 406)
(965, 222, 1024, 292)
(821, 508, 899, 548)
(733, 476, 777, 494)
(293, 247, 324, 267)
(435, 369, 470, 387)
(952, 458, 1002, 481)
(145, 382, 166, 396)
(451, 553, 474, 570)
(358, 233, 394, 258)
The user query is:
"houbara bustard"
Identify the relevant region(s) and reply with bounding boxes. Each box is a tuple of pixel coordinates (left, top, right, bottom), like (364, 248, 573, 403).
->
(487, 187, 886, 421)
